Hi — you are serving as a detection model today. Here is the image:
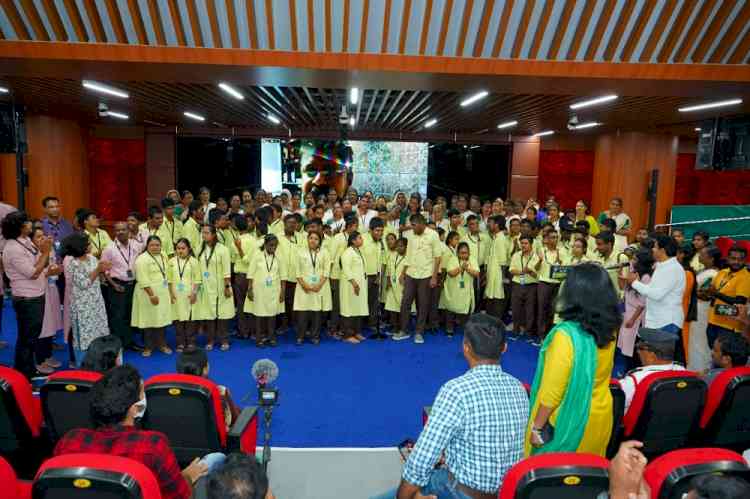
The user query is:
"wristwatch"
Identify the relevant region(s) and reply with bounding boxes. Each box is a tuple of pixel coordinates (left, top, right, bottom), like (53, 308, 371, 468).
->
(530, 426, 546, 446)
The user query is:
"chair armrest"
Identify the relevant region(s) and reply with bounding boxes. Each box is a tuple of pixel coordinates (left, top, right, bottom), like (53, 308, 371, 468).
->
(227, 406, 258, 455)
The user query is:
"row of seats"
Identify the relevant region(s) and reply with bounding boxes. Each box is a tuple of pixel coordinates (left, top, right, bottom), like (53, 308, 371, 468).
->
(2, 447, 748, 499)
(425, 368, 750, 459)
(714, 237, 750, 261)
(0, 366, 258, 474)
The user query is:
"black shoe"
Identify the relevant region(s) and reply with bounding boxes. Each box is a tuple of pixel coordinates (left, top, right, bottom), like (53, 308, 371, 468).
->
(127, 344, 145, 353)
(269, 339, 278, 347)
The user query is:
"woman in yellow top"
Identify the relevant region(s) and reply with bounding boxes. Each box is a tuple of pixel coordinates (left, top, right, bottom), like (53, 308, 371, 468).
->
(443, 242, 480, 334)
(526, 262, 620, 457)
(386, 237, 409, 336)
(293, 231, 331, 345)
(566, 238, 590, 265)
(131, 236, 172, 357)
(246, 234, 285, 348)
(382, 233, 398, 305)
(168, 238, 202, 352)
(574, 200, 600, 236)
(231, 216, 257, 340)
(340, 231, 368, 344)
(195, 224, 234, 352)
(438, 231, 461, 314)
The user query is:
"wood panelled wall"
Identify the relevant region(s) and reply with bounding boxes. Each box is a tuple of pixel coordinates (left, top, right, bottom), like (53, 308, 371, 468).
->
(509, 137, 540, 201)
(592, 132, 678, 233)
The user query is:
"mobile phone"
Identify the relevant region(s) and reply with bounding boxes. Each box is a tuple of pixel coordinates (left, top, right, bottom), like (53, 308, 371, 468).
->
(397, 439, 415, 461)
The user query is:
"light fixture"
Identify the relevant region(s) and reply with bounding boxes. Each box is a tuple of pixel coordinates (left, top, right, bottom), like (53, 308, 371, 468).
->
(460, 90, 489, 107)
(267, 114, 281, 125)
(349, 116, 356, 127)
(533, 130, 555, 137)
(82, 80, 129, 99)
(424, 118, 437, 128)
(570, 94, 618, 110)
(694, 127, 701, 132)
(497, 120, 518, 129)
(183, 111, 205, 122)
(107, 111, 129, 120)
(0, 86, 8, 93)
(218, 82, 244, 100)
(350, 88, 359, 105)
(572, 122, 601, 130)
(678, 99, 742, 113)
(143, 119, 167, 127)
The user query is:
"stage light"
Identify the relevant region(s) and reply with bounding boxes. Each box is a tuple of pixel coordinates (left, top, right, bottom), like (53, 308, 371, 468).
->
(678, 99, 742, 113)
(0, 87, 8, 93)
(267, 114, 281, 125)
(218, 82, 244, 100)
(694, 127, 701, 132)
(107, 111, 129, 120)
(349, 116, 356, 127)
(533, 130, 555, 137)
(570, 94, 618, 110)
(82, 80, 129, 99)
(497, 120, 518, 129)
(572, 122, 600, 130)
(183, 111, 205, 122)
(460, 90, 488, 107)
(350, 88, 359, 105)
(424, 118, 437, 128)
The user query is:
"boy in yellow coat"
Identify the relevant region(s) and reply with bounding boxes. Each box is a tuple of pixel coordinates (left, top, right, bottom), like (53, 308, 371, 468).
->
(362, 219, 387, 331)
(485, 215, 508, 320)
(158, 197, 184, 257)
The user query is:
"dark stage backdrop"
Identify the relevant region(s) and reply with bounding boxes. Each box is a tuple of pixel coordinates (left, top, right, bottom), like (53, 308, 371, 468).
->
(537, 150, 595, 208)
(176, 137, 261, 200)
(88, 137, 146, 222)
(427, 144, 510, 201)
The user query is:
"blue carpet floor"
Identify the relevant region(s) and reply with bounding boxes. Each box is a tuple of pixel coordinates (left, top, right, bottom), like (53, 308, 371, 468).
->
(0, 300, 551, 447)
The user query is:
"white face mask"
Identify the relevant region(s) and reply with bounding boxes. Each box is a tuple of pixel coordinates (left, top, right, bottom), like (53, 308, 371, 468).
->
(133, 396, 147, 419)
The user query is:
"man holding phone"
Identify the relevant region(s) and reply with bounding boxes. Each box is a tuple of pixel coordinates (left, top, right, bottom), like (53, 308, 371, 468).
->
(706, 245, 750, 347)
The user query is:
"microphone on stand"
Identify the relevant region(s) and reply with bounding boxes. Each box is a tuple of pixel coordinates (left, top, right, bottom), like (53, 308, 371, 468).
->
(250, 359, 280, 473)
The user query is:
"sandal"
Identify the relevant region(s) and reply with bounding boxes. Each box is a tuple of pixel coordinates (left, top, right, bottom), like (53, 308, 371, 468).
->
(160, 347, 173, 355)
(45, 357, 62, 368)
(220, 343, 230, 351)
(206, 343, 214, 351)
(142, 349, 152, 357)
(176, 346, 184, 353)
(343, 336, 360, 344)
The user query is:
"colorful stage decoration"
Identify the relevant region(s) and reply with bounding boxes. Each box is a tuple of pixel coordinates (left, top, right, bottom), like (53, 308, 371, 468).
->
(301, 141, 353, 199)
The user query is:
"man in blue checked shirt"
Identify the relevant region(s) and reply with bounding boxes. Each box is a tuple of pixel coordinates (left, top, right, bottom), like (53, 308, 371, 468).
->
(373, 313, 529, 499)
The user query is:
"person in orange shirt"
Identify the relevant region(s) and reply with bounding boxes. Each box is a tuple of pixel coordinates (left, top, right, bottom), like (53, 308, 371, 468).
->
(706, 245, 750, 347)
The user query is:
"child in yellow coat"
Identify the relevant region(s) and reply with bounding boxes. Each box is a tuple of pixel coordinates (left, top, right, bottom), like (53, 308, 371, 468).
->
(168, 238, 202, 352)
(339, 231, 368, 344)
(246, 235, 285, 347)
(443, 242, 480, 334)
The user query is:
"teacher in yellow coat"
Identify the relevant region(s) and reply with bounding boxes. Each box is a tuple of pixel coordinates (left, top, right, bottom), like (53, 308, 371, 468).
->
(340, 231, 368, 344)
(293, 231, 332, 345)
(131, 236, 173, 357)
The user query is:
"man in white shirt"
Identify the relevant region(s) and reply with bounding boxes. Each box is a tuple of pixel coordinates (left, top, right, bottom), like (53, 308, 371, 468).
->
(355, 197, 377, 234)
(619, 328, 686, 412)
(626, 233, 686, 335)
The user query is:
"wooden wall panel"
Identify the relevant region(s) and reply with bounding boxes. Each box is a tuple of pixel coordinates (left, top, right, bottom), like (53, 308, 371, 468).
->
(509, 139, 540, 201)
(592, 132, 678, 235)
(540, 134, 596, 152)
(0, 153, 18, 206)
(145, 132, 175, 208)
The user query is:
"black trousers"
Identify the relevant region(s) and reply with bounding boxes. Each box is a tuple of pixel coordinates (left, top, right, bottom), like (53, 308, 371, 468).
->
(105, 280, 135, 348)
(400, 276, 431, 334)
(367, 275, 380, 327)
(12, 295, 45, 378)
(296, 310, 322, 340)
(511, 283, 537, 335)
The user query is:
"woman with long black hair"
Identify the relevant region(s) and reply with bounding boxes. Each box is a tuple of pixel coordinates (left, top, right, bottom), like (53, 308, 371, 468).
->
(195, 224, 234, 351)
(131, 235, 172, 357)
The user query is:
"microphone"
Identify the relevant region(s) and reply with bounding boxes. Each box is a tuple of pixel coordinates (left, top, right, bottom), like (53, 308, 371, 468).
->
(252, 359, 279, 387)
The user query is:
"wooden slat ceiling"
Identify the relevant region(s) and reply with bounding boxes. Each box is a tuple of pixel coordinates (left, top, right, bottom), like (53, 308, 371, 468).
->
(0, 0, 748, 65)
(4, 76, 749, 137)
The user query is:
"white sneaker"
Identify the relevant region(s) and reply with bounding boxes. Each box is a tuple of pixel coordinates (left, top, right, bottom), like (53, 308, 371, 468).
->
(392, 331, 411, 341)
(414, 333, 425, 344)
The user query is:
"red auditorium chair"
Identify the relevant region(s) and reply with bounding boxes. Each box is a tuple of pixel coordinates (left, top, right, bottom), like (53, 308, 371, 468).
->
(40, 370, 102, 441)
(621, 371, 706, 457)
(142, 374, 258, 466)
(0, 456, 31, 499)
(0, 366, 47, 476)
(32, 454, 161, 499)
(737, 240, 750, 262)
(606, 380, 626, 459)
(713, 237, 735, 258)
(698, 366, 750, 451)
(499, 453, 610, 499)
(644, 448, 750, 499)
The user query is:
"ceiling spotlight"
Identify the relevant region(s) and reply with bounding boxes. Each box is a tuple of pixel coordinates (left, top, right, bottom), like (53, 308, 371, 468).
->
(82, 80, 129, 99)
(218, 82, 244, 100)
(460, 90, 489, 107)
(350, 88, 359, 105)
(424, 118, 437, 128)
(572, 122, 600, 130)
(349, 116, 356, 127)
(497, 120, 518, 129)
(678, 99, 743, 113)
(267, 114, 281, 125)
(0, 86, 8, 93)
(533, 130, 555, 137)
(107, 111, 129, 120)
(694, 127, 701, 132)
(570, 94, 618, 110)
(183, 111, 205, 122)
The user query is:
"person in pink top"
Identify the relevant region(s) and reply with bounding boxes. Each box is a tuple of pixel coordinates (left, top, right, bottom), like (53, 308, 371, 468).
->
(101, 222, 143, 352)
(1, 211, 59, 378)
(0, 201, 17, 349)
(31, 226, 63, 374)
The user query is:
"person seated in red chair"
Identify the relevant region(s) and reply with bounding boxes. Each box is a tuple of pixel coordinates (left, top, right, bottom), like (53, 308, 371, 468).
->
(704, 331, 750, 385)
(53, 365, 214, 499)
(619, 328, 686, 413)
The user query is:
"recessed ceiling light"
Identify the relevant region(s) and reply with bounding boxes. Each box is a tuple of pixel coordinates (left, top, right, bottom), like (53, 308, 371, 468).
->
(350, 88, 359, 105)
(572, 122, 600, 130)
(678, 99, 743, 113)
(460, 90, 489, 107)
(218, 82, 244, 100)
(533, 130, 555, 137)
(497, 120, 518, 129)
(694, 127, 701, 132)
(349, 116, 356, 127)
(183, 111, 205, 122)
(107, 111, 129, 120)
(570, 94, 618, 110)
(424, 118, 437, 128)
(82, 80, 129, 99)
(0, 86, 8, 93)
(267, 114, 281, 125)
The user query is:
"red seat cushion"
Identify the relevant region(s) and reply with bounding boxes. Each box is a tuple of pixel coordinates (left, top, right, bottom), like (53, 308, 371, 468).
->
(700, 367, 750, 428)
(622, 371, 698, 436)
(144, 374, 227, 447)
(499, 453, 609, 499)
(0, 456, 29, 499)
(35, 453, 161, 498)
(0, 366, 41, 437)
(644, 448, 747, 499)
(45, 370, 103, 384)
(714, 237, 736, 258)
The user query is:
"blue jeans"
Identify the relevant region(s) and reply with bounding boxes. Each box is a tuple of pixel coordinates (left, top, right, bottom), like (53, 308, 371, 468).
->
(200, 452, 227, 473)
(370, 469, 471, 499)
